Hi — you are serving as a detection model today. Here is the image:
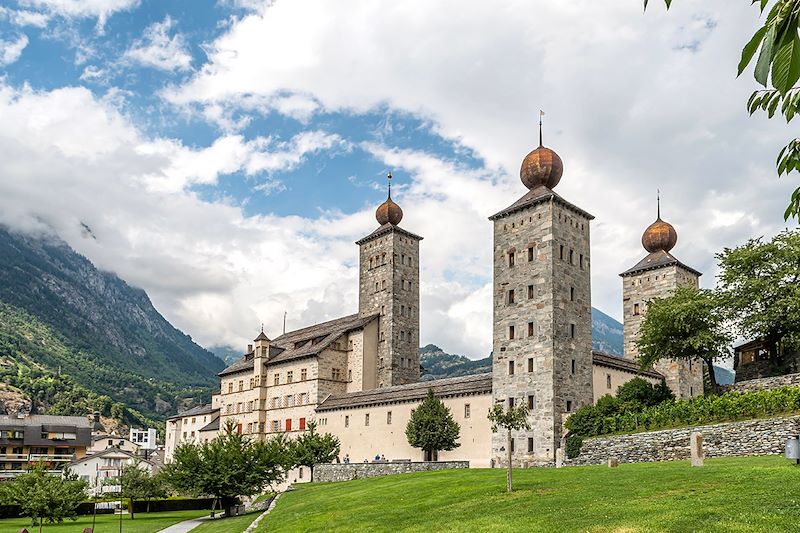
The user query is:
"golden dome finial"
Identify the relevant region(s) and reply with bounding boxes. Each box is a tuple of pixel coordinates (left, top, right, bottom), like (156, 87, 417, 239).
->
(642, 191, 677, 253)
(520, 111, 562, 190)
(376, 171, 403, 226)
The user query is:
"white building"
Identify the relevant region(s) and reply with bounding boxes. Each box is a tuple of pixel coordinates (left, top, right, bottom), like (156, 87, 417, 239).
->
(69, 448, 154, 495)
(130, 428, 158, 450)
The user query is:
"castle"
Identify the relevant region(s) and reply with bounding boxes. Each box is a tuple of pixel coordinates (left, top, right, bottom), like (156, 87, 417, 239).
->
(165, 128, 703, 469)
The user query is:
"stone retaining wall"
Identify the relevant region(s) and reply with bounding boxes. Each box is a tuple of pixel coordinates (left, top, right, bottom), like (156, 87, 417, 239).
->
(314, 461, 469, 482)
(565, 415, 800, 466)
(725, 372, 800, 392)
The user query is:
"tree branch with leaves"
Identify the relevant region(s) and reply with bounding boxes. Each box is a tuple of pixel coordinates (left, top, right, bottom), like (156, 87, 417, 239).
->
(487, 402, 530, 493)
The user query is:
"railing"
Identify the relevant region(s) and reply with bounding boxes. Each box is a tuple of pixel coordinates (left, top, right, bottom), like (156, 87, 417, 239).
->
(0, 453, 75, 462)
(0, 469, 61, 478)
(0, 454, 28, 461)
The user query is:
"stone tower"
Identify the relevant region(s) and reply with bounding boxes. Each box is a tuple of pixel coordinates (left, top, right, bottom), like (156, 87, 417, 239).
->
(620, 196, 704, 399)
(489, 126, 594, 466)
(356, 174, 422, 387)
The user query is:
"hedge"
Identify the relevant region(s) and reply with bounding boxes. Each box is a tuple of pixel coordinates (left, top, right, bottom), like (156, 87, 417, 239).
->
(566, 385, 800, 438)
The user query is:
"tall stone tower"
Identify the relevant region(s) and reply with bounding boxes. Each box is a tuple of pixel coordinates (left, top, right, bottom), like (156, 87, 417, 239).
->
(356, 174, 422, 387)
(489, 126, 594, 466)
(620, 197, 704, 399)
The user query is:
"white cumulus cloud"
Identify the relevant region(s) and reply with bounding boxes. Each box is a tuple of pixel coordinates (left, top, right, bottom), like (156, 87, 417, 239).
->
(123, 16, 192, 72)
(0, 35, 29, 66)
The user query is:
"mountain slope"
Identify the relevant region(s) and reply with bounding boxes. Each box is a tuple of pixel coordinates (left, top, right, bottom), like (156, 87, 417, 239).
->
(0, 227, 224, 417)
(591, 307, 624, 355)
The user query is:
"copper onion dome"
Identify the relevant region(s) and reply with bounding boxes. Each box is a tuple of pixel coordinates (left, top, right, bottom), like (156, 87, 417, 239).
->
(642, 193, 677, 253)
(520, 114, 563, 190)
(375, 172, 403, 226)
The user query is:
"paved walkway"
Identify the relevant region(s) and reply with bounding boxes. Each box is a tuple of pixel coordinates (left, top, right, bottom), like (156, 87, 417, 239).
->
(156, 515, 211, 533)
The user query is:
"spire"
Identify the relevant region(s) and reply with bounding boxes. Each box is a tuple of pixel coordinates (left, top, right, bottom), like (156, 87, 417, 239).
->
(375, 171, 403, 226)
(657, 189, 661, 219)
(538, 110, 544, 147)
(387, 171, 393, 198)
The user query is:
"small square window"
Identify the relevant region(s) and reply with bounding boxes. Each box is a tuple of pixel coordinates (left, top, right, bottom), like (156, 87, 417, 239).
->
(566, 400, 573, 412)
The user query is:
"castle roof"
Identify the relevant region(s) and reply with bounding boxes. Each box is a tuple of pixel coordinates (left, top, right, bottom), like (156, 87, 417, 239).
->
(489, 185, 594, 221)
(355, 223, 423, 246)
(619, 249, 702, 278)
(316, 372, 492, 411)
(218, 313, 380, 376)
(199, 417, 220, 432)
(166, 403, 218, 421)
(591, 351, 664, 380)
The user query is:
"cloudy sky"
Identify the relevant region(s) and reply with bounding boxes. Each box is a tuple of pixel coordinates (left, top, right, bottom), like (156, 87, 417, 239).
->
(0, 0, 795, 359)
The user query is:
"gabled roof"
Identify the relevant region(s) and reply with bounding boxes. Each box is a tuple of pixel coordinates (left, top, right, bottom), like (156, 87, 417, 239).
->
(0, 414, 92, 428)
(489, 186, 594, 221)
(316, 373, 492, 411)
(254, 330, 270, 342)
(619, 249, 702, 277)
(199, 417, 220, 432)
(218, 313, 380, 376)
(355, 223, 423, 246)
(166, 403, 218, 421)
(73, 447, 153, 466)
(592, 351, 663, 380)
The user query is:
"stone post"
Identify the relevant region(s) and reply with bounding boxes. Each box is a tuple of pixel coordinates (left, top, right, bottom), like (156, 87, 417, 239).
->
(607, 457, 619, 468)
(690, 432, 704, 467)
(555, 448, 564, 468)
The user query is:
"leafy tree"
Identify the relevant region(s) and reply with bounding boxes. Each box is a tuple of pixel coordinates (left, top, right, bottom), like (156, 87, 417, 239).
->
(405, 389, 461, 461)
(110, 402, 125, 420)
(2, 463, 87, 532)
(636, 286, 731, 392)
(646, 0, 800, 220)
(617, 377, 675, 408)
(293, 421, 340, 482)
(117, 462, 166, 519)
(487, 402, 530, 493)
(717, 229, 800, 362)
(163, 420, 294, 517)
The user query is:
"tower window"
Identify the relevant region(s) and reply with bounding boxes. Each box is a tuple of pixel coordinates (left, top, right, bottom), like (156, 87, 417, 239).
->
(569, 250, 574, 265)
(508, 360, 514, 375)
(528, 322, 534, 337)
(365, 413, 370, 426)
(528, 358, 534, 372)
(387, 411, 392, 424)
(566, 400, 573, 412)
(369, 258, 373, 268)
(570, 324, 576, 338)
(580, 254, 584, 269)
(571, 359, 576, 374)
(465, 404, 471, 418)
(507, 289, 515, 304)
(607, 374, 612, 389)
(528, 247, 534, 261)
(528, 437, 534, 453)
(508, 397, 515, 409)
(508, 252, 515, 267)
(508, 325, 515, 340)
(633, 303, 640, 315)
(527, 394, 535, 410)
(528, 285, 534, 299)
(560, 245, 564, 260)
(570, 287, 575, 301)
(345, 415, 349, 428)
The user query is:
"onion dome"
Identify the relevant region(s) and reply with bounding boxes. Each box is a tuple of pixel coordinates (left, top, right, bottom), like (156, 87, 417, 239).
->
(375, 172, 403, 225)
(642, 194, 677, 253)
(520, 114, 563, 190)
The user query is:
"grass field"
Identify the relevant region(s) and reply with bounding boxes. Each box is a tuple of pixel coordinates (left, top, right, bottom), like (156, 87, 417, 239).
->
(0, 509, 208, 532)
(258, 456, 800, 532)
(192, 510, 262, 533)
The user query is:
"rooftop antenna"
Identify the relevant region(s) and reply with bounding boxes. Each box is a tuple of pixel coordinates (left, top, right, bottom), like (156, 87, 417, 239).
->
(539, 110, 545, 147)
(387, 171, 393, 198)
(283, 311, 287, 335)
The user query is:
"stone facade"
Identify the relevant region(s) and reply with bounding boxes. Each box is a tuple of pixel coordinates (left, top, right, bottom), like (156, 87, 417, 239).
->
(724, 372, 800, 393)
(621, 263, 704, 399)
(490, 191, 593, 465)
(314, 461, 469, 482)
(358, 227, 421, 386)
(565, 415, 800, 466)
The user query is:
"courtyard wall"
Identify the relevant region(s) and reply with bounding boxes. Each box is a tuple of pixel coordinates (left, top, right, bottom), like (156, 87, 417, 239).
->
(314, 460, 469, 482)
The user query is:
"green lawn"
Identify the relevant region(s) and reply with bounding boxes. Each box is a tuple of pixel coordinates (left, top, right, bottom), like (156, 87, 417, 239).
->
(0, 509, 209, 532)
(192, 511, 262, 533)
(258, 456, 800, 532)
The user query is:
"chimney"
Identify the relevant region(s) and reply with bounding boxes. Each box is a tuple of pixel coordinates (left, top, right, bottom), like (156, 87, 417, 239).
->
(247, 344, 253, 353)
(93, 411, 100, 423)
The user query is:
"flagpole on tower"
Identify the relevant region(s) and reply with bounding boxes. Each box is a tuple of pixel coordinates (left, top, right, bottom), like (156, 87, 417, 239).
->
(539, 110, 545, 147)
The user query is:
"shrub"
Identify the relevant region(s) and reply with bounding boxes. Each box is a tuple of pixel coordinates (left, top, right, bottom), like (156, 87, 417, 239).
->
(566, 385, 800, 438)
(565, 435, 583, 459)
(617, 378, 674, 408)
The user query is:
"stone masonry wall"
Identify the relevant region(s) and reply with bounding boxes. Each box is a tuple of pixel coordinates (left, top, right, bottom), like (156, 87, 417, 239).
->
(314, 461, 469, 482)
(565, 415, 800, 466)
(725, 372, 800, 393)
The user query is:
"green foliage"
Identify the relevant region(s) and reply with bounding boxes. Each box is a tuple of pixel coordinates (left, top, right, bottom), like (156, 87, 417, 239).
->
(293, 422, 341, 481)
(1, 463, 87, 530)
(616, 377, 675, 408)
(567, 385, 800, 438)
(405, 389, 461, 454)
(636, 286, 730, 391)
(162, 420, 294, 516)
(645, 0, 800, 220)
(487, 402, 531, 433)
(717, 229, 800, 356)
(118, 463, 167, 519)
(565, 435, 583, 459)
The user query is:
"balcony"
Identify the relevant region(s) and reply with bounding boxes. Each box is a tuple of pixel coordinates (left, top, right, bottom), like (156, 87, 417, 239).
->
(0, 453, 75, 463)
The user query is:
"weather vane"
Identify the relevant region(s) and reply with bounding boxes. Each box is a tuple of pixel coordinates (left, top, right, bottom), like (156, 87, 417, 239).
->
(387, 171, 393, 197)
(539, 110, 545, 147)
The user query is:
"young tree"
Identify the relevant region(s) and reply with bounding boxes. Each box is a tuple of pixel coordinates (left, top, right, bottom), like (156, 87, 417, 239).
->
(717, 229, 800, 361)
(163, 420, 294, 517)
(616, 377, 674, 408)
(487, 402, 530, 493)
(646, 0, 800, 220)
(118, 462, 166, 519)
(405, 389, 461, 461)
(3, 463, 87, 532)
(293, 421, 340, 482)
(636, 286, 731, 393)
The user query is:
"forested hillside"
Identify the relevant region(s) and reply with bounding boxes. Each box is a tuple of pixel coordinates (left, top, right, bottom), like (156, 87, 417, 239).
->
(0, 227, 224, 422)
